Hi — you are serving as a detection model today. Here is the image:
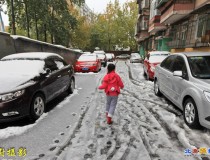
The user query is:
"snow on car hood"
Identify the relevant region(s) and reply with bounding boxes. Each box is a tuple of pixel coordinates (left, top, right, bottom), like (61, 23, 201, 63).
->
(0, 75, 36, 94)
(0, 60, 45, 93)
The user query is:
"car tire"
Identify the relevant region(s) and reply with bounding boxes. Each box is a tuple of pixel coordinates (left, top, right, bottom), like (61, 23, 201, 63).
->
(154, 79, 162, 96)
(30, 93, 45, 120)
(183, 98, 202, 129)
(68, 78, 75, 94)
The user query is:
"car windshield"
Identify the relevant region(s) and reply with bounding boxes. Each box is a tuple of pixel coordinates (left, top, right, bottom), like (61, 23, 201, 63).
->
(188, 56, 210, 79)
(78, 55, 97, 61)
(149, 55, 168, 63)
(0, 59, 45, 76)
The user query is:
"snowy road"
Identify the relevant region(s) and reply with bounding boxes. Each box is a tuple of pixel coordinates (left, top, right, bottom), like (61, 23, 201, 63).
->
(1, 61, 210, 160)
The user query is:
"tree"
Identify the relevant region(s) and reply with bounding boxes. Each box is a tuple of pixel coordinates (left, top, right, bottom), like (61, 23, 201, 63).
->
(90, 0, 138, 51)
(5, 0, 83, 46)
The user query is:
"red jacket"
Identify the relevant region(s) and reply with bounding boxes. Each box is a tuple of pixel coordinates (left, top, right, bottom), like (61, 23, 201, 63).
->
(98, 71, 124, 96)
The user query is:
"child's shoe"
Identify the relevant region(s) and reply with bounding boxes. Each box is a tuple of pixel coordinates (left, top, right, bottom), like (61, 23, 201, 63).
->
(107, 117, 112, 124)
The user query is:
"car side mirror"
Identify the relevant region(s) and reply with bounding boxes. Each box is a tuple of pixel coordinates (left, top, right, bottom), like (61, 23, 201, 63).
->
(173, 71, 182, 77)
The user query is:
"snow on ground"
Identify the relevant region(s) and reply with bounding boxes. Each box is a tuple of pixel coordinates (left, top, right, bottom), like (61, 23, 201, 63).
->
(0, 89, 79, 140)
(0, 113, 48, 139)
(2, 61, 210, 160)
(42, 60, 210, 160)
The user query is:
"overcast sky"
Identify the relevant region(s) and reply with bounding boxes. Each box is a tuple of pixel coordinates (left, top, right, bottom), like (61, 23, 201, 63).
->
(85, 0, 128, 13)
(1, 0, 129, 26)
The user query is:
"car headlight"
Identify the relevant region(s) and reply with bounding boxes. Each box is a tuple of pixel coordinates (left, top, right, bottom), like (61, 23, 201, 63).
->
(0, 90, 25, 102)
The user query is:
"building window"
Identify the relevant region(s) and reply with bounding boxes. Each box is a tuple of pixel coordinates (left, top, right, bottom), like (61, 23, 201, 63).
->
(197, 15, 210, 39)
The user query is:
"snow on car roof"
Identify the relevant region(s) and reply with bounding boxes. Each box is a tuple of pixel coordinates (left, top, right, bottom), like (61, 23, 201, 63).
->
(180, 52, 210, 57)
(93, 50, 105, 54)
(1, 52, 63, 60)
(149, 51, 170, 55)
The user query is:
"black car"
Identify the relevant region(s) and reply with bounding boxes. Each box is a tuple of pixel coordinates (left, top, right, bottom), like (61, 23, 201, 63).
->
(0, 52, 75, 122)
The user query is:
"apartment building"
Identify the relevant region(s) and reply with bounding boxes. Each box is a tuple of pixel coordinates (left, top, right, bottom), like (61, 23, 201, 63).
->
(136, 0, 210, 56)
(67, 1, 93, 23)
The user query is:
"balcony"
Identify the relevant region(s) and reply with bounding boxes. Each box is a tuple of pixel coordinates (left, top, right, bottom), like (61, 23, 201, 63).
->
(136, 31, 150, 42)
(160, 0, 194, 24)
(148, 15, 166, 33)
(156, 0, 168, 8)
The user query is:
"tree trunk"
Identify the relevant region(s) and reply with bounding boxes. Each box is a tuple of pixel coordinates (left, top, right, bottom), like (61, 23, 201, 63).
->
(34, 11, 39, 40)
(24, 0, 30, 37)
(11, 0, 16, 35)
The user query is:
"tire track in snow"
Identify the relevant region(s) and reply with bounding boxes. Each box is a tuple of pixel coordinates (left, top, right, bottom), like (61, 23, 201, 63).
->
(123, 62, 208, 160)
(125, 63, 182, 116)
(118, 92, 198, 160)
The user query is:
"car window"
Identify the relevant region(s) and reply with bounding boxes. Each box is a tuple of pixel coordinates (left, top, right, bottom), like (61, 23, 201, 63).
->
(188, 56, 210, 79)
(171, 56, 185, 72)
(45, 59, 59, 71)
(54, 57, 68, 69)
(78, 55, 97, 61)
(172, 56, 188, 79)
(55, 60, 65, 69)
(160, 55, 176, 71)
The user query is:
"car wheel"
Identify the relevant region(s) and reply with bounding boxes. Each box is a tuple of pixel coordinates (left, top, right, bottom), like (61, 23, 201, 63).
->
(68, 78, 75, 94)
(30, 93, 45, 120)
(154, 79, 161, 96)
(183, 98, 201, 129)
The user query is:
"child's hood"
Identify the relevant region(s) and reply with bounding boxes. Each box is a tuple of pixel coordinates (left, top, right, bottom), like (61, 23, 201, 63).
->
(105, 72, 118, 84)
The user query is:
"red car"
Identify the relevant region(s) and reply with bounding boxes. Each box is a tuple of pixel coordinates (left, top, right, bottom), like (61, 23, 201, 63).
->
(74, 54, 101, 72)
(143, 51, 170, 80)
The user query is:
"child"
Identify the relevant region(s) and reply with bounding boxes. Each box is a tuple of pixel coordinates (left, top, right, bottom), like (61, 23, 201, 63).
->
(98, 63, 124, 124)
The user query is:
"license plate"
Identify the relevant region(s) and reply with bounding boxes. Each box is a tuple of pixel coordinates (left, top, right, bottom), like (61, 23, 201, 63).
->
(82, 68, 88, 70)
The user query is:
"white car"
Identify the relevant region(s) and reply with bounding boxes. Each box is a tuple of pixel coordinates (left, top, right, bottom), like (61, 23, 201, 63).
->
(154, 52, 210, 129)
(106, 53, 114, 62)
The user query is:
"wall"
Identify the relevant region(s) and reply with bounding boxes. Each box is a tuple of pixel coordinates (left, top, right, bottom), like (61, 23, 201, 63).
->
(0, 33, 82, 65)
(0, 32, 15, 59)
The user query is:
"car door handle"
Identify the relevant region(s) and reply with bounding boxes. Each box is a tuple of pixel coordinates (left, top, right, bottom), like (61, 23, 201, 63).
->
(167, 76, 171, 79)
(57, 75, 61, 78)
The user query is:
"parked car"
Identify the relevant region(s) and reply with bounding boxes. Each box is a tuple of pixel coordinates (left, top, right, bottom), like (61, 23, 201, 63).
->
(116, 54, 130, 59)
(154, 52, 210, 129)
(143, 51, 170, 80)
(0, 52, 75, 122)
(74, 53, 101, 72)
(93, 50, 107, 67)
(106, 53, 114, 62)
(130, 53, 142, 63)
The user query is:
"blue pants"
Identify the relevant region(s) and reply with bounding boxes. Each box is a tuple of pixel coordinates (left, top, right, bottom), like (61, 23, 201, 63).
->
(106, 96, 118, 117)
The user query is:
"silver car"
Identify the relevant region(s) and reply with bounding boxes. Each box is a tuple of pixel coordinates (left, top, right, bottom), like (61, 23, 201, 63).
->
(154, 52, 210, 129)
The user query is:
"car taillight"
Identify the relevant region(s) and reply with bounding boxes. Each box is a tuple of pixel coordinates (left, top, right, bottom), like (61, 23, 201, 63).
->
(150, 64, 156, 72)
